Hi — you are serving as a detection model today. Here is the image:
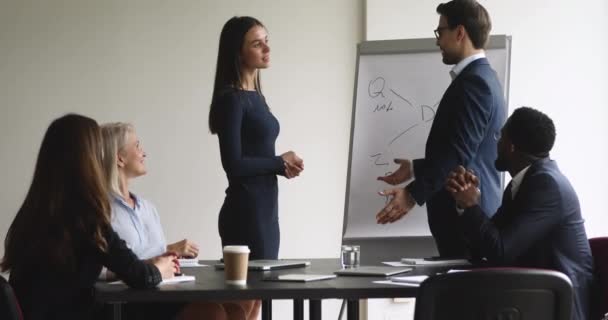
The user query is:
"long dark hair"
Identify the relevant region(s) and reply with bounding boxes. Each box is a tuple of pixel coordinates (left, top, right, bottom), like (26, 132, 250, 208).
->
(1, 114, 111, 272)
(208, 16, 265, 134)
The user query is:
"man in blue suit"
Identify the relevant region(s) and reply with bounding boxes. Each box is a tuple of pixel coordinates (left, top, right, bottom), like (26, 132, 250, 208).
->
(446, 107, 594, 320)
(377, 0, 506, 258)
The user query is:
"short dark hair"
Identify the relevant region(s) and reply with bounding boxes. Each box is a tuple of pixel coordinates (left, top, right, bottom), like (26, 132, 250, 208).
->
(505, 107, 556, 157)
(436, 0, 491, 49)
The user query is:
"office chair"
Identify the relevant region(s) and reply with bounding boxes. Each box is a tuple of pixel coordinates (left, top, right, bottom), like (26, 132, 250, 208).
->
(413, 268, 573, 320)
(590, 237, 608, 320)
(0, 275, 23, 320)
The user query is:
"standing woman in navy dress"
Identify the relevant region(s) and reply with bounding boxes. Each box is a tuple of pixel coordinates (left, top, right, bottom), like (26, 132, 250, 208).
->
(209, 16, 304, 260)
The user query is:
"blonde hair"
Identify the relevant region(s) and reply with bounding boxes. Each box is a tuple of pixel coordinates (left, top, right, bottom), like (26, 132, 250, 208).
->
(100, 122, 135, 196)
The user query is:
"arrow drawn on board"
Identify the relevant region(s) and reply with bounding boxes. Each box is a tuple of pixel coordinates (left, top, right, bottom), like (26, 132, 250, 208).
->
(388, 123, 419, 146)
(389, 89, 414, 109)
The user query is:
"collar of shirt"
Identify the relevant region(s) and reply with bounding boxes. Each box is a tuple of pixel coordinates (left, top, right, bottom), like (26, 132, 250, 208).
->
(510, 165, 531, 199)
(449, 51, 486, 80)
(112, 192, 142, 210)
(109, 193, 167, 260)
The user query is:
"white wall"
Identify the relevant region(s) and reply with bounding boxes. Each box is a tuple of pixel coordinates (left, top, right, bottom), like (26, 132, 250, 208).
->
(0, 0, 363, 318)
(367, 0, 608, 237)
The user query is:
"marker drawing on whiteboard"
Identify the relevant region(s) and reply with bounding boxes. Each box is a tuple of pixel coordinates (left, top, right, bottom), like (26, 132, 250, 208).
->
(389, 123, 419, 146)
(389, 89, 414, 109)
(421, 102, 438, 122)
(368, 77, 386, 98)
(370, 153, 389, 166)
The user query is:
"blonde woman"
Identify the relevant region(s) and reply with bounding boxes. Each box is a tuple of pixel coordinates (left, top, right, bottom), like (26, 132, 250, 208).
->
(101, 122, 258, 320)
(101, 122, 198, 260)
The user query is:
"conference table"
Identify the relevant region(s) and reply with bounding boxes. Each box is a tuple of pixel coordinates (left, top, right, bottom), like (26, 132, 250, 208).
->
(95, 258, 453, 320)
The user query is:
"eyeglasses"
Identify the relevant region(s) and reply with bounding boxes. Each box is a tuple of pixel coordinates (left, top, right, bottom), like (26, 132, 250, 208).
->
(433, 27, 450, 39)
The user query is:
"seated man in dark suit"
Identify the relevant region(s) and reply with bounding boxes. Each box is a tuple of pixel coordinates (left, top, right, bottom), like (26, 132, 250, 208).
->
(445, 106, 594, 320)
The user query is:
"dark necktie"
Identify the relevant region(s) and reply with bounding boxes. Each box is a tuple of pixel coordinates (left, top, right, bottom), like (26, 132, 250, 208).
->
(502, 182, 514, 210)
(504, 181, 513, 199)
(492, 182, 514, 226)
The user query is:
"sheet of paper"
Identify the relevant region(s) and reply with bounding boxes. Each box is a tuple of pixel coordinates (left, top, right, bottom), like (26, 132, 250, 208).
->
(373, 280, 420, 287)
(447, 269, 471, 273)
(178, 258, 208, 267)
(108, 275, 195, 286)
(265, 274, 337, 282)
(390, 275, 428, 284)
(159, 275, 195, 285)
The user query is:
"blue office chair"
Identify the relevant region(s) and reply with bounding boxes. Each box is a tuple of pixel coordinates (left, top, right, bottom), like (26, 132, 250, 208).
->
(413, 268, 573, 320)
(0, 276, 23, 320)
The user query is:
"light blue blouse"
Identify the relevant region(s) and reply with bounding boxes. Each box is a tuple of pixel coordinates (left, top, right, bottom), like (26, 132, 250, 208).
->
(110, 193, 167, 260)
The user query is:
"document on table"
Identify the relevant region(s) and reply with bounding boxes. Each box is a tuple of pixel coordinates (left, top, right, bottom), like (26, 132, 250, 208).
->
(159, 275, 196, 285)
(447, 269, 471, 273)
(263, 274, 337, 282)
(373, 280, 420, 287)
(390, 275, 428, 284)
(374, 275, 429, 287)
(108, 275, 196, 286)
(178, 258, 208, 267)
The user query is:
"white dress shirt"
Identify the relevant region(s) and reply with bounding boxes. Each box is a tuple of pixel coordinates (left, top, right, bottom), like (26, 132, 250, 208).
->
(110, 192, 167, 260)
(509, 165, 532, 199)
(449, 51, 486, 80)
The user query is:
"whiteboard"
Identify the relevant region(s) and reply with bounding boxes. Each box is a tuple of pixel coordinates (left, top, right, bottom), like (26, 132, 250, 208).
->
(343, 36, 511, 239)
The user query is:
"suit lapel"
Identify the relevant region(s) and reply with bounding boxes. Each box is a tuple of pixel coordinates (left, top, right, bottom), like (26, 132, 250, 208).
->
(492, 159, 553, 226)
(457, 57, 490, 79)
(492, 182, 513, 226)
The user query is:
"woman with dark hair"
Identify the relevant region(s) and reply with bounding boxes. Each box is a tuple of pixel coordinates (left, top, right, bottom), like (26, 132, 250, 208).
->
(0, 114, 180, 320)
(209, 16, 303, 260)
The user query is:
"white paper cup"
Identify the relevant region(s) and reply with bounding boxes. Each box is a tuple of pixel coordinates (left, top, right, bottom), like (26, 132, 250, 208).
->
(223, 245, 250, 285)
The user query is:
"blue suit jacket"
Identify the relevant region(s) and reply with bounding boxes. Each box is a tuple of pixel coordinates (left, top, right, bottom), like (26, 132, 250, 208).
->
(407, 57, 506, 257)
(461, 159, 594, 320)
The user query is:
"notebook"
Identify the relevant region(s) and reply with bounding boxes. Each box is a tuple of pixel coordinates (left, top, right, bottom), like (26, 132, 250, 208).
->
(159, 275, 196, 285)
(214, 259, 311, 271)
(263, 274, 337, 282)
(334, 266, 412, 277)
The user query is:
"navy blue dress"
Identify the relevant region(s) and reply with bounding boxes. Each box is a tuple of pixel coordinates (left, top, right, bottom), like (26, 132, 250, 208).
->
(215, 89, 284, 259)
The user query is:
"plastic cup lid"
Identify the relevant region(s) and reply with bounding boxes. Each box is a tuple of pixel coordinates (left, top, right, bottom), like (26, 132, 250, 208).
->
(223, 245, 251, 254)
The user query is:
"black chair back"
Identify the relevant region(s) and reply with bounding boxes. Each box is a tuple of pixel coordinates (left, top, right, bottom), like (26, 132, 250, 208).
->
(0, 276, 23, 320)
(414, 268, 573, 320)
(590, 237, 608, 319)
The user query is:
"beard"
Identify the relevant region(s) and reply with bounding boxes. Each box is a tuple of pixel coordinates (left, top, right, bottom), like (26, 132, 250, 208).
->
(442, 54, 458, 65)
(440, 49, 459, 65)
(494, 156, 508, 172)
